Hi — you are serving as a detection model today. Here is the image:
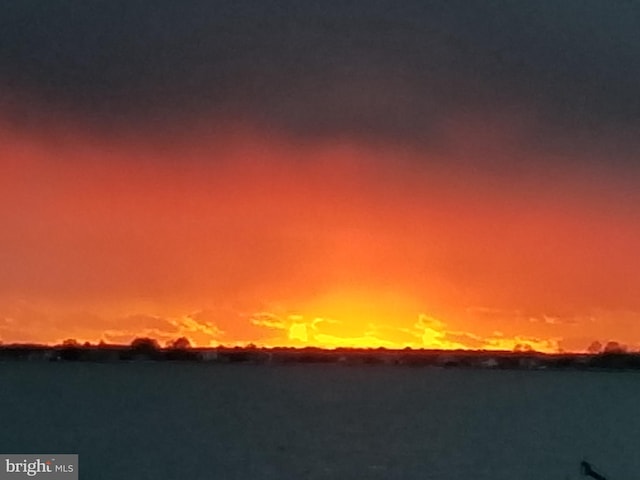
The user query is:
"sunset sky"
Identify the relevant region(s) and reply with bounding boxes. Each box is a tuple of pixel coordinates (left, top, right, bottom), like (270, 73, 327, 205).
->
(1, 1, 639, 352)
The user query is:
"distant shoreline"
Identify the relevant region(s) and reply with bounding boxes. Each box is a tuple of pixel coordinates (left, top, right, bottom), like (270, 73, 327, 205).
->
(1, 343, 638, 371)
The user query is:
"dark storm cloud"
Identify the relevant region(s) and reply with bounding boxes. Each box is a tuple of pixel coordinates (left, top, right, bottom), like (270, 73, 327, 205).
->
(1, 0, 639, 150)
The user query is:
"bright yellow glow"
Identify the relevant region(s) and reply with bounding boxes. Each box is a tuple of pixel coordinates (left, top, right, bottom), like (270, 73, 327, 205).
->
(288, 323, 308, 342)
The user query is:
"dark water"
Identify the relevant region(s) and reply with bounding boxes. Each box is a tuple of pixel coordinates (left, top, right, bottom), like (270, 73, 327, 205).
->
(0, 363, 638, 479)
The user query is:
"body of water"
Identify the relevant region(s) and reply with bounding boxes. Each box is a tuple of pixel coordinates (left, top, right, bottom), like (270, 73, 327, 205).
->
(0, 363, 637, 479)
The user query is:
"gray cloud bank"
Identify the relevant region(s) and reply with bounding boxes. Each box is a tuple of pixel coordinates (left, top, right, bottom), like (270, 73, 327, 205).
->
(1, 1, 639, 155)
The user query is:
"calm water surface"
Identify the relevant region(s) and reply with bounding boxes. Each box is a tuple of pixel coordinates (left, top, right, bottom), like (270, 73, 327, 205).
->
(0, 363, 638, 479)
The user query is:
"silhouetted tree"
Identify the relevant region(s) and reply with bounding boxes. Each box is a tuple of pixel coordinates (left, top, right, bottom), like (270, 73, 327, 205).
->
(59, 339, 81, 361)
(513, 344, 533, 353)
(587, 341, 603, 354)
(603, 341, 627, 354)
(167, 337, 191, 350)
(166, 337, 199, 361)
(130, 337, 160, 353)
(590, 341, 633, 369)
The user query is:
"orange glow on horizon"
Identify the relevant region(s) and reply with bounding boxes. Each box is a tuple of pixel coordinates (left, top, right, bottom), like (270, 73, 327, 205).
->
(1, 119, 640, 354)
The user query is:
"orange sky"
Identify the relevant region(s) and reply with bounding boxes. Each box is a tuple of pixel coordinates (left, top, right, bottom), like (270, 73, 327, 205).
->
(1, 118, 639, 353)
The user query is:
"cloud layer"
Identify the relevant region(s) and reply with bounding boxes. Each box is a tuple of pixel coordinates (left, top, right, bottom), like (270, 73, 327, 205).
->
(1, 1, 639, 155)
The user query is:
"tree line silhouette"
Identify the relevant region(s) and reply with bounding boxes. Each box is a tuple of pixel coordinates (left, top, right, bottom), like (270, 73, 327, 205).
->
(1, 337, 640, 370)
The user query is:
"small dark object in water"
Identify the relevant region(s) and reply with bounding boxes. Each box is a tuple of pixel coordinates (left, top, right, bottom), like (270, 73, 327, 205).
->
(581, 461, 607, 480)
